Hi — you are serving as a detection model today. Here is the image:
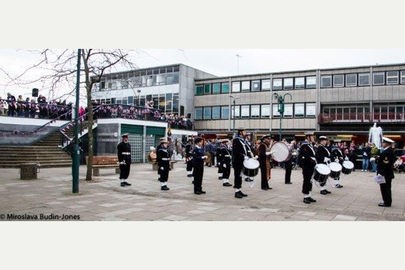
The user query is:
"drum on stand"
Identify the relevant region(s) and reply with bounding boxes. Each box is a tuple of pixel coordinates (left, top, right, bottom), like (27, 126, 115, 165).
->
(242, 158, 260, 177)
(204, 152, 212, 164)
(328, 162, 342, 180)
(270, 142, 291, 162)
(313, 164, 331, 185)
(342, 161, 354, 174)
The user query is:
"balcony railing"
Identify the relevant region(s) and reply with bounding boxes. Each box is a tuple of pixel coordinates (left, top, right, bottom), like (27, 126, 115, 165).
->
(318, 113, 405, 123)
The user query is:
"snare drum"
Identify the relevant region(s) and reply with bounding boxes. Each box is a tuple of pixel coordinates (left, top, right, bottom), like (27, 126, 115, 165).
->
(328, 162, 342, 180)
(342, 161, 354, 174)
(243, 158, 260, 177)
(313, 164, 331, 184)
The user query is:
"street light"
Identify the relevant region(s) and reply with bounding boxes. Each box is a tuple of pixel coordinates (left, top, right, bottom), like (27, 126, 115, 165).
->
(272, 92, 292, 141)
(229, 95, 240, 137)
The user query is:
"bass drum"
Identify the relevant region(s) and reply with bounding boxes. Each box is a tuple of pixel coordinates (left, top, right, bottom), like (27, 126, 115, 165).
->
(328, 162, 342, 180)
(313, 164, 331, 184)
(243, 158, 260, 177)
(342, 161, 354, 174)
(270, 142, 291, 162)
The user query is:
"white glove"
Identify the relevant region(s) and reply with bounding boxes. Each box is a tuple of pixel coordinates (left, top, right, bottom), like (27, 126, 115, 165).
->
(244, 156, 249, 161)
(119, 161, 126, 165)
(202, 156, 208, 159)
(324, 157, 330, 163)
(254, 155, 258, 159)
(345, 157, 349, 161)
(160, 167, 164, 170)
(265, 152, 272, 156)
(223, 164, 227, 168)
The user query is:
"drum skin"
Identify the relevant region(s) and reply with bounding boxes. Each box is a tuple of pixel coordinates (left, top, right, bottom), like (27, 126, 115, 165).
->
(271, 142, 291, 162)
(328, 162, 342, 180)
(243, 158, 260, 177)
(342, 161, 354, 175)
(313, 164, 330, 184)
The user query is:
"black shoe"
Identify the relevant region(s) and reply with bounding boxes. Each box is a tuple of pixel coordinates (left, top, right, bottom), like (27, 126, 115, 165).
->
(235, 191, 244, 199)
(308, 197, 317, 202)
(240, 191, 248, 197)
(161, 186, 170, 191)
(120, 182, 126, 187)
(245, 178, 253, 182)
(285, 182, 292, 184)
(187, 174, 193, 178)
(218, 177, 223, 180)
(336, 184, 343, 188)
(223, 182, 232, 187)
(320, 190, 328, 195)
(261, 187, 269, 190)
(378, 203, 391, 207)
(303, 197, 311, 204)
(199, 190, 206, 194)
(192, 181, 194, 184)
(123, 181, 131, 186)
(325, 189, 331, 194)
(194, 191, 202, 195)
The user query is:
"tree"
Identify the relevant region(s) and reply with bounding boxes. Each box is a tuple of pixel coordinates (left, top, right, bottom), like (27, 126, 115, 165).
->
(2, 49, 137, 180)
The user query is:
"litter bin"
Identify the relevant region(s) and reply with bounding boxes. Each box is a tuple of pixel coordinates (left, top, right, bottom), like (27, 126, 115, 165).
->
(20, 163, 39, 180)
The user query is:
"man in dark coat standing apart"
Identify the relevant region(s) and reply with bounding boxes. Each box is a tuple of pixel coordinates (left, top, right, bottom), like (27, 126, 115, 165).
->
(117, 133, 132, 187)
(377, 137, 396, 207)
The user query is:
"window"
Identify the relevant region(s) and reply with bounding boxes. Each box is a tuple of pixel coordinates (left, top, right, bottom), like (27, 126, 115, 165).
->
(222, 82, 229, 93)
(203, 107, 211, 120)
(127, 96, 134, 105)
(251, 80, 260, 92)
(306, 103, 316, 117)
(213, 83, 221, 94)
(232, 81, 240, 92)
(284, 78, 293, 90)
(261, 79, 271, 91)
(333, 74, 344, 87)
(321, 75, 332, 88)
(273, 79, 283, 90)
(121, 80, 129, 89)
(346, 73, 357, 87)
(295, 77, 305, 89)
(241, 81, 250, 92)
(204, 84, 211, 95)
(251, 105, 260, 118)
(386, 71, 399, 85)
(195, 85, 203, 96)
(358, 73, 370, 86)
(272, 104, 280, 117)
(195, 108, 203, 120)
(284, 104, 293, 117)
(173, 94, 179, 113)
(401, 71, 405, 84)
(261, 105, 270, 117)
(241, 105, 250, 118)
(212, 106, 221, 119)
(232, 105, 240, 118)
(165, 93, 172, 112)
(221, 106, 229, 119)
(373, 72, 385, 85)
(294, 103, 305, 117)
(156, 74, 166, 85)
(306, 76, 316, 88)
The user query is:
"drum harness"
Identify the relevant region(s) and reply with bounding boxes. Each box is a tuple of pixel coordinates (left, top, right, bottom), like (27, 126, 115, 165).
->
(237, 137, 255, 188)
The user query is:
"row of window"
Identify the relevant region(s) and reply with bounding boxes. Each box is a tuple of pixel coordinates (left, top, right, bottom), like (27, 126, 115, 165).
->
(195, 103, 317, 120)
(321, 104, 405, 121)
(321, 71, 405, 88)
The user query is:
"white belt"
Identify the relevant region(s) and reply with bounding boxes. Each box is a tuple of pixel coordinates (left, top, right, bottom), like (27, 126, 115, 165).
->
(122, 152, 131, 155)
(224, 155, 231, 157)
(162, 158, 170, 161)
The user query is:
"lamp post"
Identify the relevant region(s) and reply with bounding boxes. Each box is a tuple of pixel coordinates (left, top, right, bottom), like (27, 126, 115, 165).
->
(229, 95, 240, 137)
(272, 92, 292, 141)
(72, 49, 81, 194)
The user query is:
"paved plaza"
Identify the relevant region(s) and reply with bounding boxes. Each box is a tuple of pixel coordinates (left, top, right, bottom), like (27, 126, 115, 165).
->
(0, 163, 404, 221)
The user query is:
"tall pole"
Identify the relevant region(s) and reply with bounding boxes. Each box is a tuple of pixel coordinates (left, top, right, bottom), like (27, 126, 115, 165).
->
(233, 99, 236, 137)
(72, 49, 81, 194)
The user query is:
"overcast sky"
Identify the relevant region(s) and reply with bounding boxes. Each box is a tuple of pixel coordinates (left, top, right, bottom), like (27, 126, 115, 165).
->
(1, 49, 405, 103)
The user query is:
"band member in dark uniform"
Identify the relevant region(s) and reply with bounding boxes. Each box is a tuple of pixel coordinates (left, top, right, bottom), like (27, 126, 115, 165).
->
(157, 138, 170, 191)
(221, 139, 232, 187)
(377, 137, 396, 207)
(117, 133, 132, 187)
(331, 142, 345, 188)
(192, 137, 207, 195)
(185, 137, 194, 177)
(299, 132, 317, 204)
(244, 134, 255, 182)
(216, 140, 224, 179)
(315, 136, 332, 195)
(284, 140, 295, 184)
(232, 129, 253, 199)
(258, 135, 273, 190)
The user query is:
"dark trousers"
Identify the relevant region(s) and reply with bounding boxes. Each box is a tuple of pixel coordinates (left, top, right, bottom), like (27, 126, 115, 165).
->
(222, 162, 231, 179)
(186, 160, 193, 172)
(379, 177, 392, 206)
(158, 166, 169, 182)
(119, 163, 130, 179)
(233, 163, 243, 189)
(217, 160, 223, 174)
(193, 163, 204, 192)
(285, 159, 292, 183)
(210, 152, 215, 166)
(260, 162, 269, 189)
(302, 167, 314, 195)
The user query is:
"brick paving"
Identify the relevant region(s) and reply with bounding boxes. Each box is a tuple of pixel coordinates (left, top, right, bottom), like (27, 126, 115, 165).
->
(0, 163, 404, 221)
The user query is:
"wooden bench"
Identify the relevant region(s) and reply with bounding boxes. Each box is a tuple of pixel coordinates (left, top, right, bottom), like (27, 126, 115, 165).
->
(86, 156, 120, 176)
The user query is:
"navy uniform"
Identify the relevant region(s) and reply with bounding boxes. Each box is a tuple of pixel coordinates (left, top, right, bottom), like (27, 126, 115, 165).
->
(117, 133, 132, 187)
(216, 141, 224, 179)
(192, 137, 207, 195)
(331, 145, 344, 188)
(185, 139, 194, 177)
(258, 135, 272, 190)
(299, 132, 317, 204)
(315, 136, 332, 195)
(284, 142, 294, 184)
(157, 138, 170, 191)
(377, 137, 396, 207)
(220, 139, 232, 187)
(232, 129, 252, 199)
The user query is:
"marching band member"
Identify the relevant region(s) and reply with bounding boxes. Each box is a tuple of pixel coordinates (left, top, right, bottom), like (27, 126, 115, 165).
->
(221, 139, 232, 187)
(258, 135, 273, 190)
(300, 132, 317, 204)
(284, 140, 295, 184)
(185, 137, 194, 177)
(376, 137, 396, 207)
(232, 129, 253, 199)
(331, 142, 344, 188)
(315, 136, 332, 195)
(216, 140, 224, 180)
(192, 137, 208, 195)
(117, 133, 132, 187)
(244, 134, 255, 182)
(157, 138, 170, 191)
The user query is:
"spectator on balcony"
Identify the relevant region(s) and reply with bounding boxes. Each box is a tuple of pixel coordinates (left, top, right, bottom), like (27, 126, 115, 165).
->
(29, 99, 38, 118)
(6, 93, 16, 116)
(361, 142, 371, 171)
(0, 98, 7, 115)
(16, 95, 24, 117)
(24, 97, 30, 118)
